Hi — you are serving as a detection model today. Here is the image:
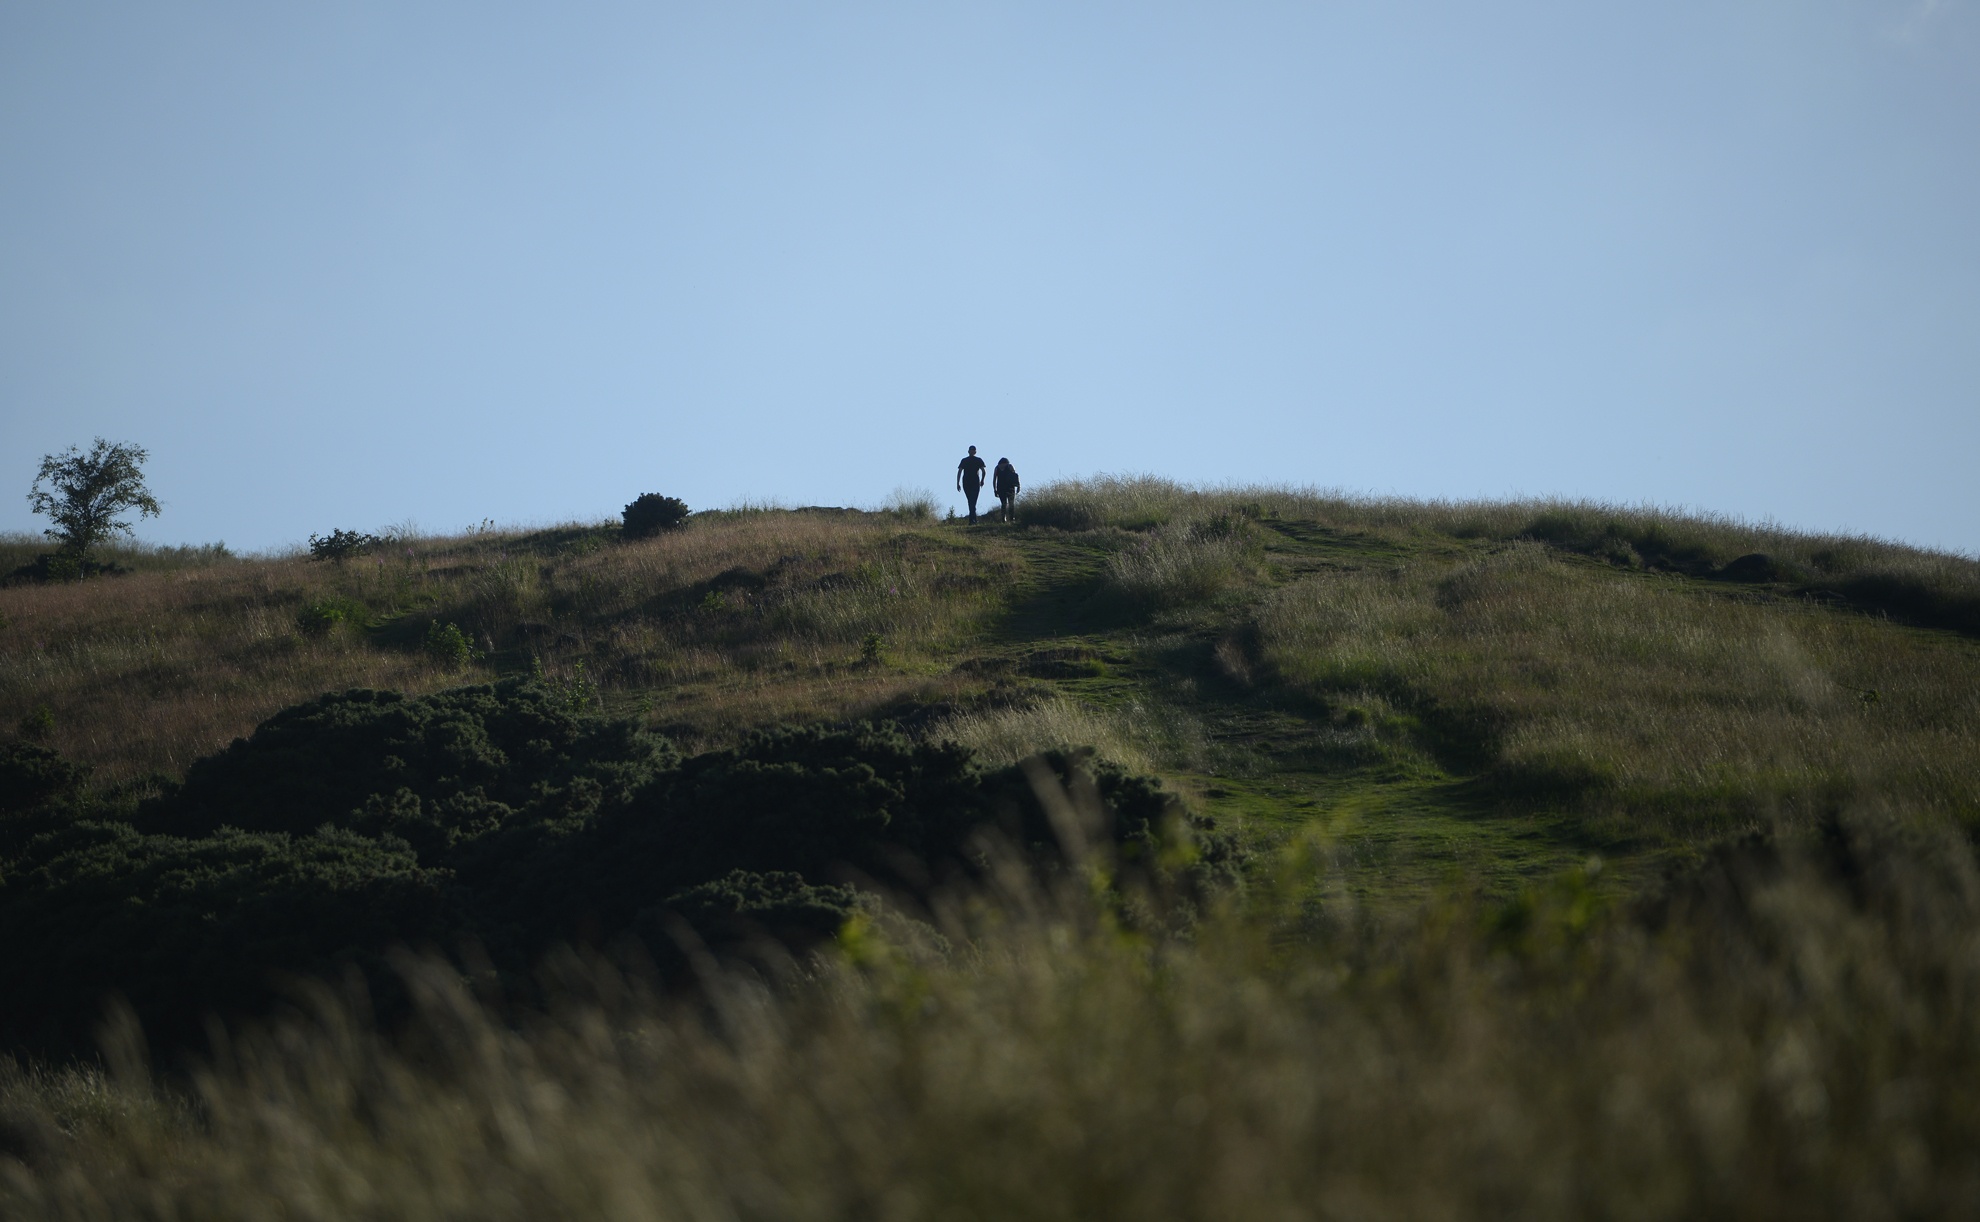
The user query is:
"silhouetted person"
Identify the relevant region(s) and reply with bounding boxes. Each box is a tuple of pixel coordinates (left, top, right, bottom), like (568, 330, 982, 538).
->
(993, 457, 1020, 521)
(956, 445, 987, 522)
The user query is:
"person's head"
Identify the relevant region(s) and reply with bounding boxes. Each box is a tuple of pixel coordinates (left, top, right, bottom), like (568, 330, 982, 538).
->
(998, 457, 1009, 466)
(968, 445, 977, 455)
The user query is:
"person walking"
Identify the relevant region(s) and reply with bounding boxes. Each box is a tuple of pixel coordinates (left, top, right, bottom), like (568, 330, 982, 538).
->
(993, 457, 1020, 522)
(956, 445, 987, 523)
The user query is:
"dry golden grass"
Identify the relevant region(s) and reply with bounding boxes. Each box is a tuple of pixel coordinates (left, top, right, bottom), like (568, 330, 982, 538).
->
(0, 552, 454, 780)
(931, 695, 1164, 774)
(1254, 544, 1980, 839)
(0, 513, 1019, 782)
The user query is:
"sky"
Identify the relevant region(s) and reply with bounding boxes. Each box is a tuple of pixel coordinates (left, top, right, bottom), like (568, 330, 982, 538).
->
(2, 0, 1976, 554)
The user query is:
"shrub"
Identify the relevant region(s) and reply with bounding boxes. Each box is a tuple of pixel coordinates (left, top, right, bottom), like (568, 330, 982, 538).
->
(308, 528, 382, 562)
(622, 494, 690, 539)
(423, 620, 476, 671)
(58, 684, 1223, 1057)
(296, 597, 365, 637)
(145, 680, 676, 855)
(0, 741, 89, 815)
(647, 869, 862, 947)
(0, 822, 464, 1057)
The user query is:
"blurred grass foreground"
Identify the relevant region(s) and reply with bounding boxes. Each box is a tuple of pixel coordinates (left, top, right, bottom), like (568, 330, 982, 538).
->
(5, 801, 1980, 1220)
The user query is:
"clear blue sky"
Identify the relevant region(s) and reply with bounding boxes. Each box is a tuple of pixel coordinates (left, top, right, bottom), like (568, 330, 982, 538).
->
(3, 1, 1976, 554)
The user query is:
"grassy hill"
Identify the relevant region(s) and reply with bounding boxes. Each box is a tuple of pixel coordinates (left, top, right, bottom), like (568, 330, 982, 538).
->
(4, 477, 1980, 1217)
(6, 477, 1977, 895)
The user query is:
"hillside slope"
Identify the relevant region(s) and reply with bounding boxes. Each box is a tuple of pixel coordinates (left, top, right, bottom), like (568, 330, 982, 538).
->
(7, 478, 1976, 900)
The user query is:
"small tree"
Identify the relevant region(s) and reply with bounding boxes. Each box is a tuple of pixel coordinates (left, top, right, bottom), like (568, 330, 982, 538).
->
(622, 493, 690, 539)
(27, 438, 161, 560)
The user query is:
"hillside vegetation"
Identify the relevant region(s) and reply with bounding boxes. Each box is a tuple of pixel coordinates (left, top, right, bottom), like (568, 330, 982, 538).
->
(3, 479, 1979, 1217)
(5, 480, 1975, 884)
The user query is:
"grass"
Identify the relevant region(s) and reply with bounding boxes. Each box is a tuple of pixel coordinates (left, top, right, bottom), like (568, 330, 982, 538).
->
(0, 513, 1020, 777)
(929, 691, 1211, 776)
(5, 479, 1980, 1213)
(4, 809, 1979, 1219)
(1098, 512, 1263, 613)
(1020, 476, 1980, 632)
(1250, 543, 1980, 848)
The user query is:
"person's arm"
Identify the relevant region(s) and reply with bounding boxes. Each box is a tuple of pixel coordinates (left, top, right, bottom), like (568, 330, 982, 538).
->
(956, 461, 963, 491)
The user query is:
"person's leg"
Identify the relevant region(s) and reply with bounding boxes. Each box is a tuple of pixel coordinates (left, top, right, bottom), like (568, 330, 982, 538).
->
(965, 484, 980, 521)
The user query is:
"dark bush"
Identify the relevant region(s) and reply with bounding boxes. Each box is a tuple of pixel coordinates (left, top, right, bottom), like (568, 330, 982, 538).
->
(0, 742, 89, 818)
(622, 494, 690, 539)
(5, 553, 125, 584)
(1, 683, 1221, 1058)
(0, 743, 93, 865)
(144, 680, 676, 858)
(308, 529, 382, 562)
(0, 822, 463, 1057)
(644, 870, 863, 951)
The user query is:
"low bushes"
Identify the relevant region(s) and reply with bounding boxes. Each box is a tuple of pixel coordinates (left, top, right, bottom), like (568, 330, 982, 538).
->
(0, 681, 1221, 1059)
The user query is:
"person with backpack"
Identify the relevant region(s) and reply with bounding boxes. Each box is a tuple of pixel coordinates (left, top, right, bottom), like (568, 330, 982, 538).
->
(993, 457, 1020, 522)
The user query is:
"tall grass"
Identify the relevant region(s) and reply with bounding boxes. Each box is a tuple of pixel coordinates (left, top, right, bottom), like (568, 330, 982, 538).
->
(4, 810, 1978, 1219)
(877, 487, 940, 522)
(1253, 545, 1980, 840)
(930, 693, 1210, 775)
(1099, 513, 1262, 614)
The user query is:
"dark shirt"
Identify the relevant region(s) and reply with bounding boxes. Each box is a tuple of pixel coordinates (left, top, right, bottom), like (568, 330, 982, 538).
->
(994, 462, 1019, 495)
(958, 455, 987, 488)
